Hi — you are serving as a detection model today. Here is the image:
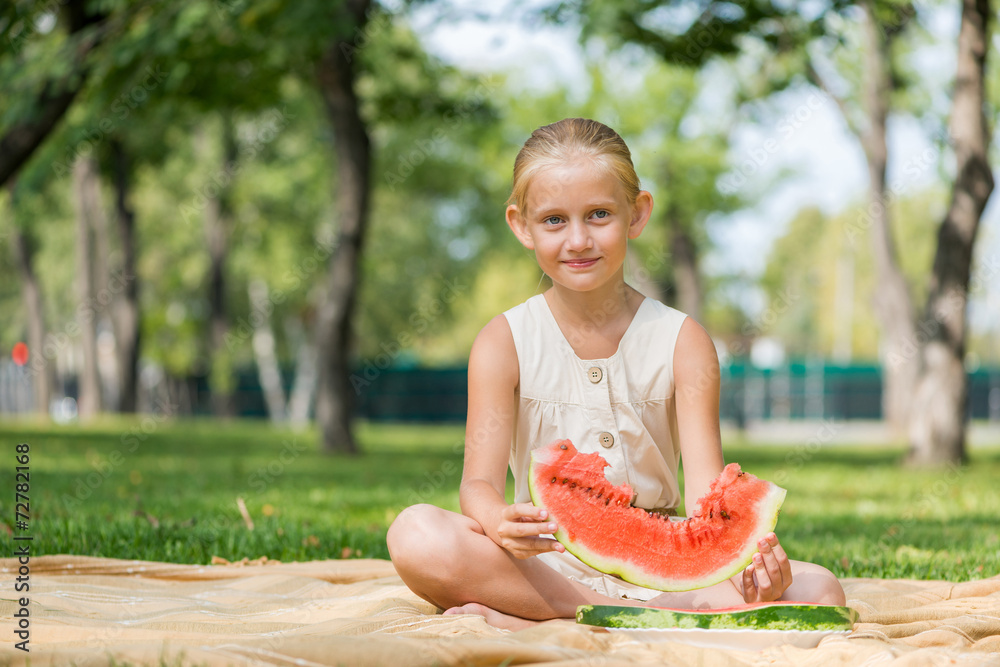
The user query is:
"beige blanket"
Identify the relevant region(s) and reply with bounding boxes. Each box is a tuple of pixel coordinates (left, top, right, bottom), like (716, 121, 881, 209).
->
(2, 555, 998, 666)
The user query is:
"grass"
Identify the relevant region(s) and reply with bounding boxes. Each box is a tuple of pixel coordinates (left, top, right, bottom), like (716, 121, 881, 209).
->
(1, 418, 998, 581)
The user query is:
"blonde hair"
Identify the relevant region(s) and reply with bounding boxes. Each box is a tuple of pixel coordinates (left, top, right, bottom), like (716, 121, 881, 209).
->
(508, 118, 640, 213)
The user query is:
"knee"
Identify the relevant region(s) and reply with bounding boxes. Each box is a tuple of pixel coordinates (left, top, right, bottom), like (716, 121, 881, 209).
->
(820, 570, 848, 606)
(793, 562, 847, 606)
(386, 504, 453, 575)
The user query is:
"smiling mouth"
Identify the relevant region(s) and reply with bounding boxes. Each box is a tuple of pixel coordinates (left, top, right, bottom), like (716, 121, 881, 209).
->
(563, 258, 599, 267)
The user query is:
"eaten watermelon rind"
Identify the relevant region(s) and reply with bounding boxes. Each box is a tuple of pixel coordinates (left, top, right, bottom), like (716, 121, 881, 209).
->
(574, 483, 787, 592)
(528, 439, 787, 592)
(543, 485, 786, 592)
(576, 603, 858, 632)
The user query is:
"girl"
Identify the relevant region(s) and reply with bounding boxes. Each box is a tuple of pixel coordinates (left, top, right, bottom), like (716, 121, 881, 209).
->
(387, 118, 846, 631)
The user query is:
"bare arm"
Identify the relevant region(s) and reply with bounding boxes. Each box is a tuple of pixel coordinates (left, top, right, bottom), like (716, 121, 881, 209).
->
(461, 314, 563, 557)
(673, 318, 794, 601)
(673, 317, 726, 515)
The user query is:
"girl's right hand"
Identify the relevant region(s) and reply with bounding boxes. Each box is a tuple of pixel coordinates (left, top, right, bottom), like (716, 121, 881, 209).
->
(495, 503, 566, 559)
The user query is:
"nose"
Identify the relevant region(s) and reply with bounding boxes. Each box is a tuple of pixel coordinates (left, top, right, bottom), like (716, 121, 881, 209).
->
(565, 219, 592, 252)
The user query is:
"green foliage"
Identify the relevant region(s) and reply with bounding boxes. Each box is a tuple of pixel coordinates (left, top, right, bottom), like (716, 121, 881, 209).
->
(0, 2, 508, 375)
(2, 420, 997, 581)
(759, 188, 946, 359)
(354, 17, 507, 360)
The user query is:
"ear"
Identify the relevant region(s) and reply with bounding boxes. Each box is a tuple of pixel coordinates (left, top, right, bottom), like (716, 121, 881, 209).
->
(506, 204, 535, 250)
(627, 190, 653, 240)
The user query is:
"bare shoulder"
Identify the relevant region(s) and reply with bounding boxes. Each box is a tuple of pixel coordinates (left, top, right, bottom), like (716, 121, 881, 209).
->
(674, 317, 719, 376)
(673, 317, 721, 406)
(469, 314, 518, 389)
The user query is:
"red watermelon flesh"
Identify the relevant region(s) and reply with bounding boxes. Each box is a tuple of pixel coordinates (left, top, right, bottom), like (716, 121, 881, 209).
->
(528, 439, 786, 591)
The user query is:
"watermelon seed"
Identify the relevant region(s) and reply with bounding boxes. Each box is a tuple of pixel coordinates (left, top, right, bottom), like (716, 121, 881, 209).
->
(559, 444, 568, 450)
(605, 499, 610, 506)
(551, 477, 557, 484)
(570, 483, 576, 489)
(737, 471, 744, 477)
(709, 510, 713, 519)
(720, 510, 729, 519)
(562, 478, 568, 484)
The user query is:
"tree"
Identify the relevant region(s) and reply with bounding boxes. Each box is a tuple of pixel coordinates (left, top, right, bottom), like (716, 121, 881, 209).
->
(70, 155, 105, 418)
(545, 0, 844, 319)
(310, 0, 374, 454)
(564, 1, 996, 462)
(5, 187, 54, 417)
(758, 191, 943, 360)
(907, 0, 994, 465)
(109, 139, 141, 413)
(202, 115, 239, 418)
(0, 0, 110, 187)
(804, 1, 923, 436)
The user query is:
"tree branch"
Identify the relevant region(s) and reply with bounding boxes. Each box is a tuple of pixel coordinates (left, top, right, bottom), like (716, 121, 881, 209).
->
(805, 56, 861, 139)
(0, 0, 107, 187)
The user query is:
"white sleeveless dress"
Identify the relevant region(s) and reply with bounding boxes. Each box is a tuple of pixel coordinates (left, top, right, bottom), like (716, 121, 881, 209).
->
(503, 294, 689, 600)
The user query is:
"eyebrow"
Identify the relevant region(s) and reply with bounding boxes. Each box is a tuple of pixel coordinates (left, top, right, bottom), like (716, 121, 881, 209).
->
(531, 200, 618, 216)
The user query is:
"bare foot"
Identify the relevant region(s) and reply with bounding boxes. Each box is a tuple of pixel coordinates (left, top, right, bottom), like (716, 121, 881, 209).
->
(442, 603, 540, 631)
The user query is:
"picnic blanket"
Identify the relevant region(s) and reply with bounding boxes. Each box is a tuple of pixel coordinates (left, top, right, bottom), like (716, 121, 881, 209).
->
(2, 555, 998, 666)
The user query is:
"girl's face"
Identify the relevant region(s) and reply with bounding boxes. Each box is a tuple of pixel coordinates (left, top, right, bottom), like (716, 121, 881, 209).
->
(506, 158, 652, 295)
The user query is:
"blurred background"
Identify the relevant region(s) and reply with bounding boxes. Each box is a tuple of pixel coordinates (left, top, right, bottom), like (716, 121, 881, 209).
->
(1, 0, 997, 464)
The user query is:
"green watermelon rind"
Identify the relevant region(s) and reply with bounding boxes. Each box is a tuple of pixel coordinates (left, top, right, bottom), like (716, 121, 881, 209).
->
(576, 603, 858, 632)
(527, 445, 787, 592)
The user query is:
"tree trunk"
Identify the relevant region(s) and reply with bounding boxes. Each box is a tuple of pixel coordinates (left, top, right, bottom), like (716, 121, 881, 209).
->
(286, 314, 318, 430)
(907, 0, 993, 466)
(807, 4, 920, 434)
(204, 115, 238, 418)
(249, 279, 288, 423)
(857, 4, 918, 436)
(314, 0, 373, 454)
(8, 194, 53, 417)
(89, 152, 120, 411)
(72, 155, 104, 419)
(668, 212, 703, 323)
(111, 139, 141, 413)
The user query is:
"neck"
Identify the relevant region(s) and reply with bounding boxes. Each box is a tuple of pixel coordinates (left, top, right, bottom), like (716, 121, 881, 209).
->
(544, 273, 639, 330)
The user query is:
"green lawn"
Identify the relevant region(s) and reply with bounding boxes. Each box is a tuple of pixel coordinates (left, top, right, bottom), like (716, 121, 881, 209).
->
(2, 418, 998, 581)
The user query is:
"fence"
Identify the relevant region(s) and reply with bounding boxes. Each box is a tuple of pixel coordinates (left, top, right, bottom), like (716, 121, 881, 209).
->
(349, 362, 1000, 424)
(3, 358, 999, 424)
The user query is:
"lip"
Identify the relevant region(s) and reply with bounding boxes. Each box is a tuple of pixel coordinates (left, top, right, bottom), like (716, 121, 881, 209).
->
(562, 258, 599, 268)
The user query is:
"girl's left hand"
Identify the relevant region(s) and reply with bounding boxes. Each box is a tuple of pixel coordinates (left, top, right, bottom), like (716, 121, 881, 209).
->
(741, 533, 793, 603)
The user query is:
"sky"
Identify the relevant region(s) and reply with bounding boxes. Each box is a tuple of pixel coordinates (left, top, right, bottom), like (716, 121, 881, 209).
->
(407, 0, 999, 338)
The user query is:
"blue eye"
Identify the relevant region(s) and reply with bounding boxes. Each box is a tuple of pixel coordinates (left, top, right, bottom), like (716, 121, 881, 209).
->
(544, 216, 562, 225)
(593, 210, 610, 219)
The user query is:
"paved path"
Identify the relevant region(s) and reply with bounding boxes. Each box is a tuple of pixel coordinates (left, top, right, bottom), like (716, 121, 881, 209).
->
(721, 419, 1000, 446)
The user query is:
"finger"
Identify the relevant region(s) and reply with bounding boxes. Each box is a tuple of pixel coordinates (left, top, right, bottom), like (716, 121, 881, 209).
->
(508, 503, 548, 521)
(520, 521, 558, 538)
(501, 520, 557, 540)
(753, 553, 773, 601)
(538, 536, 565, 553)
(768, 537, 793, 588)
(757, 538, 785, 589)
(506, 536, 564, 558)
(742, 563, 756, 603)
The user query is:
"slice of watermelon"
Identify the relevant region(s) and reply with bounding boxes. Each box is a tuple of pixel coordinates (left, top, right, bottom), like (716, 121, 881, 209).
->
(528, 439, 786, 591)
(577, 602, 858, 631)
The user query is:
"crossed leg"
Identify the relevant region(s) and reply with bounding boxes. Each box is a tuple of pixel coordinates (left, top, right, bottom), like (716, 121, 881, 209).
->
(386, 504, 845, 631)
